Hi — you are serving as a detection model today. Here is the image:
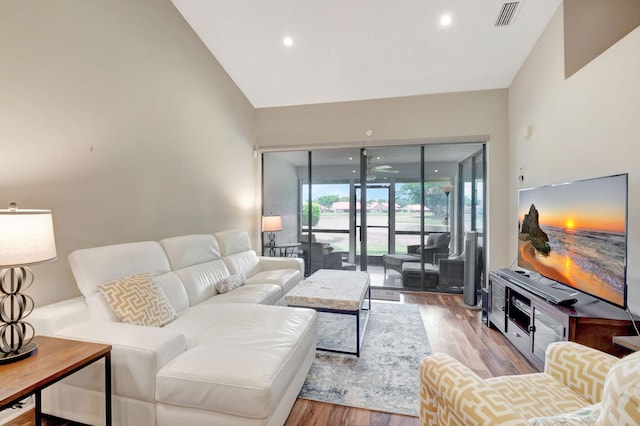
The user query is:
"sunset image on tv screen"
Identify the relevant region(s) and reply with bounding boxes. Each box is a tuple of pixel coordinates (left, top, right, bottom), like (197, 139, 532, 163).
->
(517, 174, 627, 307)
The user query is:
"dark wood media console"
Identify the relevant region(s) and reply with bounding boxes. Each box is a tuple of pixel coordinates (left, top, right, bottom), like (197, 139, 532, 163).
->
(488, 270, 636, 371)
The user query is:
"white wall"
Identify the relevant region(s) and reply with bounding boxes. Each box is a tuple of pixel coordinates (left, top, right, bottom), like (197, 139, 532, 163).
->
(509, 8, 640, 315)
(0, 0, 258, 305)
(257, 90, 509, 275)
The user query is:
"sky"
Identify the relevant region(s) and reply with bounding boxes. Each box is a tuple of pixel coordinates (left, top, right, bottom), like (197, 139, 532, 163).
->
(518, 174, 627, 233)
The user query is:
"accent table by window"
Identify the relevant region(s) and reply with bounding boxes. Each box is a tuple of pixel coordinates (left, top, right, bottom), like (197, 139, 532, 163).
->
(270, 242, 302, 257)
(0, 336, 112, 426)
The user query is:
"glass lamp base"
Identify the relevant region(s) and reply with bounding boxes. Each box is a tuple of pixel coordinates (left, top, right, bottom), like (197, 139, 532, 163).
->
(0, 341, 38, 364)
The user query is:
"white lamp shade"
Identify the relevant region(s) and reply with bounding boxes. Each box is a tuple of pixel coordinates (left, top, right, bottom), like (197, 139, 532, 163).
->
(262, 215, 283, 233)
(0, 209, 57, 267)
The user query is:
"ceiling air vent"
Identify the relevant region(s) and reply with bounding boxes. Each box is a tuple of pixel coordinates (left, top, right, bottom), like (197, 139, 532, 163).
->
(495, 2, 520, 27)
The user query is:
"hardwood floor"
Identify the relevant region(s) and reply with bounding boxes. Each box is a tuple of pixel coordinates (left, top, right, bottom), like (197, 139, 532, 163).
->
(284, 291, 537, 426)
(6, 292, 536, 426)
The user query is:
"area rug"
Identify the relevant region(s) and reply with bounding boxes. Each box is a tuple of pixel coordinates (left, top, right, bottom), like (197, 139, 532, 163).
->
(299, 302, 431, 417)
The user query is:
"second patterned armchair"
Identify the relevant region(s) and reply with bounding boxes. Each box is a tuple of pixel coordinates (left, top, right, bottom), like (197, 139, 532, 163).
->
(419, 341, 640, 425)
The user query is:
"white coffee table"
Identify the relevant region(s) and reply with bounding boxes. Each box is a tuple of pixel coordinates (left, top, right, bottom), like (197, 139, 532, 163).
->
(285, 269, 371, 357)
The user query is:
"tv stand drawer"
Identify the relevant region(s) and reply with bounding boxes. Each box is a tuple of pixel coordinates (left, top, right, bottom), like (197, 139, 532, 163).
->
(507, 319, 530, 354)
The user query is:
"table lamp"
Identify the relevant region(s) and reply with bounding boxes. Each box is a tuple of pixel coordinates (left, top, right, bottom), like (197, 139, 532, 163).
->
(262, 215, 282, 256)
(0, 202, 57, 364)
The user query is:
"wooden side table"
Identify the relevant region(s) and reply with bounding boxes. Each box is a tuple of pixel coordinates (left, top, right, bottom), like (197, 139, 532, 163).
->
(0, 335, 112, 426)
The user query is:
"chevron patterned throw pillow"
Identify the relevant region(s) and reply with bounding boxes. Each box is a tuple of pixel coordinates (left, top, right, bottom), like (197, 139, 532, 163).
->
(99, 273, 177, 327)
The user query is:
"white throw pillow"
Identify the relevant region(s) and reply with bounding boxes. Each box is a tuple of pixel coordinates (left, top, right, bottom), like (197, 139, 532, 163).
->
(216, 274, 245, 294)
(98, 273, 177, 327)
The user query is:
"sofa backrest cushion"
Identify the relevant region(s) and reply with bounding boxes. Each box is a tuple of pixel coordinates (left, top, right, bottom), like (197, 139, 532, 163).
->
(172, 259, 231, 305)
(69, 241, 185, 320)
(160, 234, 232, 306)
(215, 230, 251, 256)
(214, 230, 262, 277)
(160, 234, 222, 269)
(154, 272, 190, 313)
(223, 251, 261, 277)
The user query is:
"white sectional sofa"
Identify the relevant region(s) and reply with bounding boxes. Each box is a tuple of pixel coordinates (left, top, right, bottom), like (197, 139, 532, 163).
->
(30, 230, 318, 426)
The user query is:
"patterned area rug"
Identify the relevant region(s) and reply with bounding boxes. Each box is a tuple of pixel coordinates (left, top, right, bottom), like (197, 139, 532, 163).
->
(299, 302, 431, 417)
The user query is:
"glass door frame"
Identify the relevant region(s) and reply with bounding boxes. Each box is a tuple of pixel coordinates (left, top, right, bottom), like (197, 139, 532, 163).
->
(261, 142, 487, 289)
(354, 181, 391, 271)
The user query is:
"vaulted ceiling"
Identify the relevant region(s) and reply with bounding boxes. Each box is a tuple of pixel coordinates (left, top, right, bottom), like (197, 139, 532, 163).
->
(171, 0, 562, 108)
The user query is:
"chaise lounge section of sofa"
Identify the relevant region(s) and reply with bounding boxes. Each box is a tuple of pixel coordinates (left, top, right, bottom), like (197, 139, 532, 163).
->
(30, 230, 318, 426)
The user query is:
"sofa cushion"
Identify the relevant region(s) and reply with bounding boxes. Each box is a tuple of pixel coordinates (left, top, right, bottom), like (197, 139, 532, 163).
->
(215, 274, 245, 294)
(172, 259, 231, 306)
(245, 269, 300, 295)
(202, 284, 282, 306)
(68, 241, 173, 320)
(153, 272, 190, 313)
(223, 250, 261, 277)
(156, 304, 317, 419)
(215, 229, 252, 256)
(99, 273, 177, 327)
(159, 234, 222, 270)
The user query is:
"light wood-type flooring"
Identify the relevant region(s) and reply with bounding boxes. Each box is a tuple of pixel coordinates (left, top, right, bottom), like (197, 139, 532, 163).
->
(6, 292, 536, 426)
(284, 291, 537, 426)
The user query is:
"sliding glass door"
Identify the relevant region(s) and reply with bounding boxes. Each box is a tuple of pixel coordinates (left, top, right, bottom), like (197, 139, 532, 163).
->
(262, 142, 486, 291)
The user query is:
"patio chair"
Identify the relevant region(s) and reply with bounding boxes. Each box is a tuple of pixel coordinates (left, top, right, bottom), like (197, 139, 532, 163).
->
(407, 232, 450, 264)
(298, 240, 343, 275)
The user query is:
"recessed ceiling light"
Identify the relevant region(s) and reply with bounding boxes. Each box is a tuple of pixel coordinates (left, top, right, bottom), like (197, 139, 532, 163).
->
(440, 14, 452, 26)
(283, 37, 293, 46)
(434, 169, 439, 173)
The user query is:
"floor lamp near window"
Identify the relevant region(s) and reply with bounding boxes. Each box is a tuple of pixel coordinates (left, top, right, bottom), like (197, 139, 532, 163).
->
(441, 185, 454, 234)
(0, 202, 57, 364)
(262, 215, 282, 256)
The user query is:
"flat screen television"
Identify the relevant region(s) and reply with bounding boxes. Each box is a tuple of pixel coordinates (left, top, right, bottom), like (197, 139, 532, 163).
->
(517, 173, 628, 308)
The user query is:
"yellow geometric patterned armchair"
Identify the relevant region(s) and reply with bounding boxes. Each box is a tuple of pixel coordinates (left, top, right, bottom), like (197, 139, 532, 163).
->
(419, 341, 640, 425)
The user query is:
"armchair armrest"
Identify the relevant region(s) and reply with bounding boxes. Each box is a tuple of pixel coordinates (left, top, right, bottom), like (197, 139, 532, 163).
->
(407, 244, 420, 254)
(544, 341, 618, 404)
(438, 257, 465, 288)
(433, 252, 449, 266)
(420, 353, 528, 426)
(258, 256, 304, 277)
